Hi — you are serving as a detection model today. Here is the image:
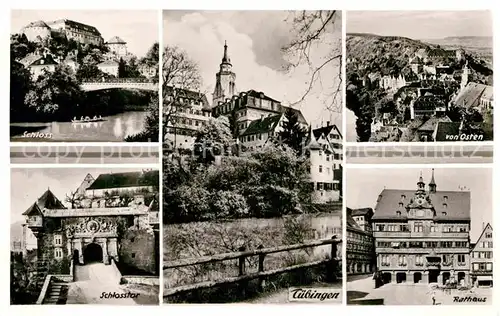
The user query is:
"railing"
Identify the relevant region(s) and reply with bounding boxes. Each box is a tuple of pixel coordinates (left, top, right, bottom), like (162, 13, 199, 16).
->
(163, 236, 341, 298)
(81, 78, 156, 84)
(36, 275, 53, 305)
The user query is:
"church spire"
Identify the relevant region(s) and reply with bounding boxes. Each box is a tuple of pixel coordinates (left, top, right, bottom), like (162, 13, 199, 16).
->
(417, 171, 425, 192)
(429, 168, 437, 193)
(222, 40, 231, 64)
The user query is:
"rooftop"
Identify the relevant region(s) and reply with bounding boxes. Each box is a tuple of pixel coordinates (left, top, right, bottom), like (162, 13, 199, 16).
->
(373, 188, 470, 221)
(107, 36, 126, 44)
(241, 114, 282, 136)
(86, 170, 159, 190)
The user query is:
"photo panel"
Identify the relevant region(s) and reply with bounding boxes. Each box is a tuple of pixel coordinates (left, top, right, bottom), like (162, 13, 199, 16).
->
(345, 166, 493, 305)
(162, 10, 344, 304)
(344, 10, 493, 164)
(10, 167, 161, 305)
(10, 10, 160, 143)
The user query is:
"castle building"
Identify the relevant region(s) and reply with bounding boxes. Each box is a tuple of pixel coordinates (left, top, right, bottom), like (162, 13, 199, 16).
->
(21, 20, 52, 42)
(164, 86, 212, 151)
(22, 19, 104, 46)
(470, 223, 493, 287)
(372, 169, 471, 286)
(213, 41, 237, 105)
(305, 124, 343, 203)
(106, 36, 128, 57)
(21, 170, 160, 275)
(347, 207, 376, 275)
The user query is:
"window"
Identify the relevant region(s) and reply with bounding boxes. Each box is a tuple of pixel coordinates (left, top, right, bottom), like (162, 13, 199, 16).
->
(414, 222, 423, 232)
(444, 196, 448, 202)
(442, 212, 447, 216)
(443, 203, 448, 209)
(455, 241, 468, 248)
(473, 263, 479, 271)
(430, 225, 437, 232)
(54, 235, 62, 246)
(401, 194, 406, 200)
(398, 202, 403, 207)
(319, 165, 323, 173)
(485, 232, 492, 238)
(415, 255, 424, 266)
(132, 253, 136, 258)
(398, 255, 407, 266)
(442, 254, 452, 264)
(54, 248, 63, 259)
(486, 263, 493, 271)
(396, 211, 401, 216)
(326, 155, 330, 161)
(376, 224, 385, 232)
(441, 241, 453, 248)
(457, 254, 466, 265)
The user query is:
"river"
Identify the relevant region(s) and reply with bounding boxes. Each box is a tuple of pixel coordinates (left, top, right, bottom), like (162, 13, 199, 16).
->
(10, 111, 147, 142)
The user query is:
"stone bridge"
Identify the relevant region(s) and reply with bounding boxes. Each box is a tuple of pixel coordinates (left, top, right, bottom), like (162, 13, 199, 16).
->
(80, 78, 158, 92)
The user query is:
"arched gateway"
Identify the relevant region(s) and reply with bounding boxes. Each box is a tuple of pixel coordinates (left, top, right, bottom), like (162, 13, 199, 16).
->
(83, 243, 103, 263)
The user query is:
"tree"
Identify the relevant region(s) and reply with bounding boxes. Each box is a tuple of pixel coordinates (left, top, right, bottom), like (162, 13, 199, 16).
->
(125, 94, 159, 142)
(65, 190, 84, 209)
(278, 107, 307, 154)
(10, 57, 32, 122)
(125, 56, 142, 78)
(194, 117, 234, 163)
(283, 11, 342, 113)
(143, 42, 159, 67)
(118, 57, 126, 78)
(163, 45, 203, 144)
(25, 65, 83, 121)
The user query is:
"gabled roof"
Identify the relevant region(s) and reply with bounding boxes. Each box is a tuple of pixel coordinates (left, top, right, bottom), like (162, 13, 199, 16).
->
(472, 223, 493, 250)
(313, 124, 343, 140)
(86, 170, 159, 190)
(373, 188, 470, 221)
(241, 114, 282, 136)
(19, 54, 57, 68)
(22, 189, 66, 215)
(454, 82, 492, 108)
(351, 207, 374, 217)
(305, 126, 321, 150)
(418, 116, 452, 132)
(97, 60, 119, 67)
(434, 122, 461, 141)
(107, 36, 126, 44)
(22, 203, 43, 216)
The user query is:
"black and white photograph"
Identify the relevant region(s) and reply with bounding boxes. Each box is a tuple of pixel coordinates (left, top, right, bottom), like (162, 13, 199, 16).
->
(162, 10, 343, 303)
(346, 167, 493, 305)
(10, 168, 160, 305)
(10, 10, 159, 142)
(346, 11, 493, 143)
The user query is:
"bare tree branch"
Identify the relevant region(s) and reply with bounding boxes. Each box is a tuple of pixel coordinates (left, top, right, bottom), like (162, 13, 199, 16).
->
(282, 10, 342, 115)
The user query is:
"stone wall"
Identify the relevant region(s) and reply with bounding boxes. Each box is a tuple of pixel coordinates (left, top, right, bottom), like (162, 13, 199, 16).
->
(119, 229, 157, 274)
(122, 276, 159, 286)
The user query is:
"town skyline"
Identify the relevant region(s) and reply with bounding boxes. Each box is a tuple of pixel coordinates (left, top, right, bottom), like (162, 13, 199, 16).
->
(347, 11, 493, 40)
(11, 10, 158, 57)
(346, 167, 493, 241)
(163, 10, 342, 129)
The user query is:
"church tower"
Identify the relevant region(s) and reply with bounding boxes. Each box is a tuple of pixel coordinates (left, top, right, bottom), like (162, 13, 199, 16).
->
(428, 168, 437, 193)
(213, 41, 237, 105)
(460, 61, 469, 91)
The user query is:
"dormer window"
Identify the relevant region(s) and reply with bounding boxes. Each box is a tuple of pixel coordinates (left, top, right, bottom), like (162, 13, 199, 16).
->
(398, 202, 403, 207)
(444, 196, 448, 202)
(401, 194, 406, 200)
(443, 203, 448, 209)
(442, 212, 447, 216)
(396, 211, 401, 216)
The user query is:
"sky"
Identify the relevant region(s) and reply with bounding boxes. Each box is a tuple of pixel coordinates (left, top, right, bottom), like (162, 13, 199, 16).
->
(347, 11, 493, 39)
(11, 10, 158, 57)
(347, 167, 493, 241)
(163, 10, 343, 129)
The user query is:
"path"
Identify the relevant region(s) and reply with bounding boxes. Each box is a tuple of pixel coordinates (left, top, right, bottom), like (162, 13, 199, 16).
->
(66, 263, 138, 305)
(347, 275, 492, 305)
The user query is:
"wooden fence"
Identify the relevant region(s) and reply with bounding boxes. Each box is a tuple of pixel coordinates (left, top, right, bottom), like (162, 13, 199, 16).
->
(163, 236, 341, 298)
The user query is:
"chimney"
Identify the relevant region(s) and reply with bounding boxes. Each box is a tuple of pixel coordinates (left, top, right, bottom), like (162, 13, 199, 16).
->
(326, 121, 330, 126)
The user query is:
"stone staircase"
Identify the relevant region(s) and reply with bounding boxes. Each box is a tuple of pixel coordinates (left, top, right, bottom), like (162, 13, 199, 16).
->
(42, 280, 69, 305)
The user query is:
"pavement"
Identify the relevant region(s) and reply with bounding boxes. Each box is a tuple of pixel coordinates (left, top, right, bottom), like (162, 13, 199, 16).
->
(66, 263, 138, 305)
(347, 275, 492, 305)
